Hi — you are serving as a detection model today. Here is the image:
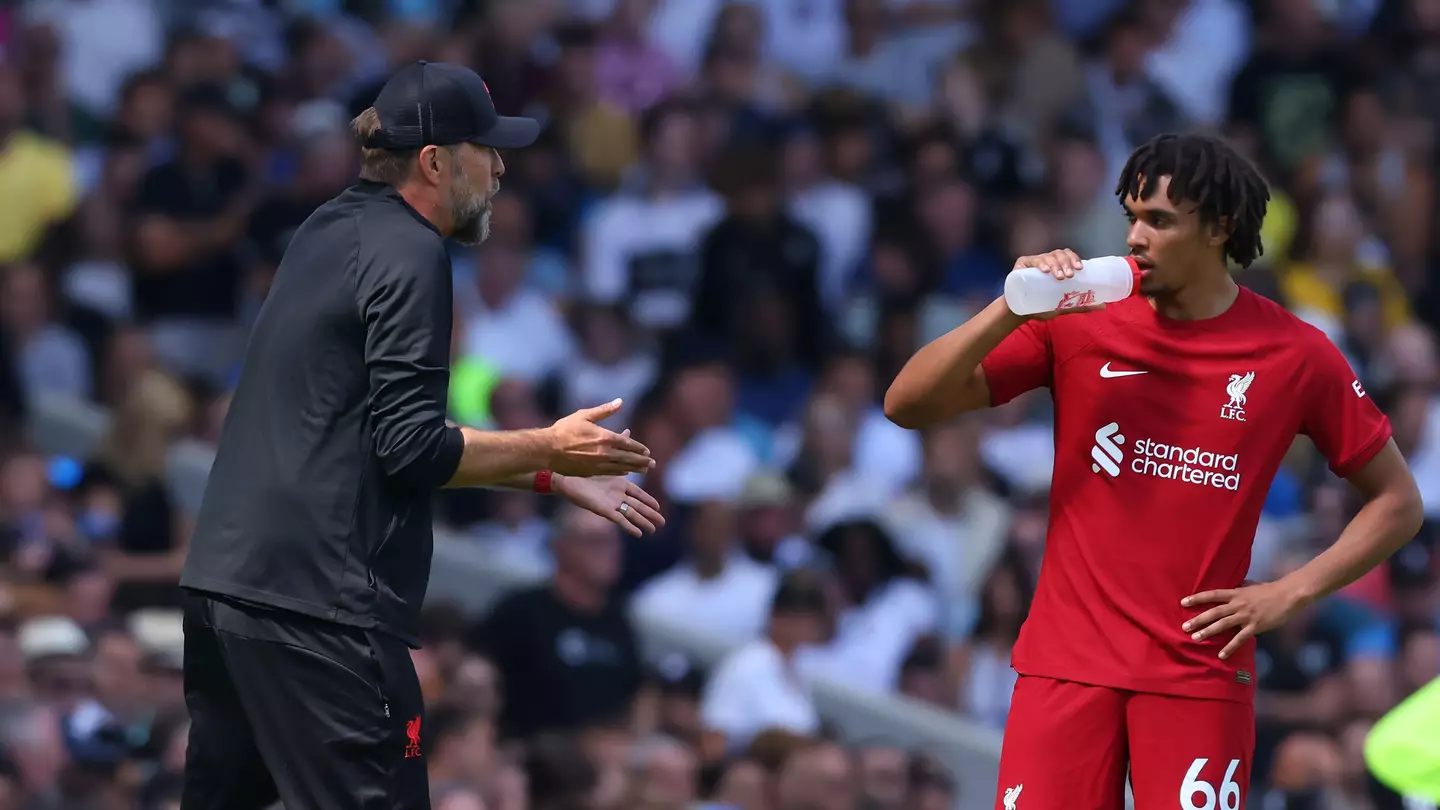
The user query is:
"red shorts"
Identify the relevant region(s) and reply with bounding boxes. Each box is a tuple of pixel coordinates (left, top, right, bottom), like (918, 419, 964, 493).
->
(995, 676, 1254, 810)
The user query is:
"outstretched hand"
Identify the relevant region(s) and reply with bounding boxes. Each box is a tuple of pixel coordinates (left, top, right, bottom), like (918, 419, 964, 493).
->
(547, 399, 654, 478)
(1181, 580, 1307, 660)
(557, 466, 666, 537)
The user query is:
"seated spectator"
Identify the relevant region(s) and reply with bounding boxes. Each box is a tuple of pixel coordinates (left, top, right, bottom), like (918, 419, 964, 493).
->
(471, 508, 644, 740)
(632, 498, 778, 645)
(80, 370, 191, 611)
(525, 733, 600, 810)
(953, 547, 1033, 729)
(0, 264, 91, 401)
(700, 571, 829, 757)
(773, 742, 857, 810)
(801, 520, 939, 695)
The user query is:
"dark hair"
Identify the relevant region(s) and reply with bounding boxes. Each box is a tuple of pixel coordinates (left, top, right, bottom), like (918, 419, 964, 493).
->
(770, 571, 829, 617)
(1114, 133, 1270, 269)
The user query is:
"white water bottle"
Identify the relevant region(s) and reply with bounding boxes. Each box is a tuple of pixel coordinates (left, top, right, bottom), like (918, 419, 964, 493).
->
(1003, 256, 1139, 316)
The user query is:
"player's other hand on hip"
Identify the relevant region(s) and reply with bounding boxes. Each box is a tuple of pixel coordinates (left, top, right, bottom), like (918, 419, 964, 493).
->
(1181, 580, 1306, 660)
(546, 399, 655, 477)
(1012, 248, 1107, 321)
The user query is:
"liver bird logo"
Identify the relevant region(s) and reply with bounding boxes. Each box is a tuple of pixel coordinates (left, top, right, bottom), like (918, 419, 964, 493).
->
(1226, 371, 1255, 409)
(1004, 784, 1023, 810)
(404, 716, 422, 758)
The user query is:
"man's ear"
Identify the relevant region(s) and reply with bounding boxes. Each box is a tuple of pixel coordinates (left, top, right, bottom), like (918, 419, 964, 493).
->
(418, 145, 444, 183)
(1208, 216, 1233, 247)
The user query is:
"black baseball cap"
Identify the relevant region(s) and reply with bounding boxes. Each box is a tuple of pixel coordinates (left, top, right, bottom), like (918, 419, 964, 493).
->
(363, 61, 539, 151)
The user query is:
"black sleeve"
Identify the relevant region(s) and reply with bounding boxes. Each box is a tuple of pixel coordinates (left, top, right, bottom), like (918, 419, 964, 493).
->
(353, 230, 465, 490)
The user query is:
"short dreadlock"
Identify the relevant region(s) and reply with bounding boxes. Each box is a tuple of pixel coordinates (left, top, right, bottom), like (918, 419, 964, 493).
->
(1114, 133, 1271, 269)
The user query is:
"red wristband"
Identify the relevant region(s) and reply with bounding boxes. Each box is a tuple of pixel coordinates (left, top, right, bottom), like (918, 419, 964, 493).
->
(533, 470, 553, 494)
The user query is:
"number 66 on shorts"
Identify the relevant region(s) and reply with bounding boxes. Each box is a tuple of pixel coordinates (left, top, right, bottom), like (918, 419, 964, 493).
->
(994, 677, 1254, 810)
(1181, 758, 1242, 810)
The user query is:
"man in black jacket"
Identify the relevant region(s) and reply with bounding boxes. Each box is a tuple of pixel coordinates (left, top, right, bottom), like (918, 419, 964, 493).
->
(178, 62, 665, 810)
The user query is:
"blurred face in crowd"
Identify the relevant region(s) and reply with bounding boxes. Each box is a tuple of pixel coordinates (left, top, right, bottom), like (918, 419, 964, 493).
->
(1400, 629, 1440, 695)
(821, 354, 875, 414)
(802, 396, 857, 475)
(66, 570, 117, 629)
(712, 3, 764, 55)
(485, 193, 533, 248)
(0, 452, 47, 518)
(1049, 137, 1106, 211)
(1122, 175, 1228, 298)
(688, 501, 737, 568)
(490, 380, 546, 430)
(629, 742, 696, 810)
(713, 759, 768, 810)
(447, 654, 500, 716)
(0, 265, 51, 340)
(775, 744, 855, 810)
(554, 509, 622, 592)
(648, 109, 700, 180)
(921, 420, 982, 490)
(770, 605, 827, 653)
(669, 363, 734, 434)
(0, 66, 23, 137)
(917, 179, 978, 256)
(476, 243, 527, 307)
(445, 714, 499, 782)
(91, 632, 145, 716)
(576, 307, 632, 366)
(117, 77, 173, 143)
(437, 788, 488, 810)
(857, 747, 908, 810)
(1311, 192, 1362, 262)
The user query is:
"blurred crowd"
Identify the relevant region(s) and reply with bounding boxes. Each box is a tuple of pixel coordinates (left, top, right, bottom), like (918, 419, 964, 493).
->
(0, 0, 1438, 809)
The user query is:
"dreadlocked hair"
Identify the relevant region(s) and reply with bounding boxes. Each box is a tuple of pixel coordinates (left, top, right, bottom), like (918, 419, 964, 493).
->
(1114, 133, 1271, 269)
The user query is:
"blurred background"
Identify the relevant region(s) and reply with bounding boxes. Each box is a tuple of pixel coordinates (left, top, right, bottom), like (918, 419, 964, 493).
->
(0, 0, 1438, 809)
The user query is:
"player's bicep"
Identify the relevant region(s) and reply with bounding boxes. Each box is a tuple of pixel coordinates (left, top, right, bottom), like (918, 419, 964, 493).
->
(979, 320, 1054, 406)
(1299, 339, 1392, 478)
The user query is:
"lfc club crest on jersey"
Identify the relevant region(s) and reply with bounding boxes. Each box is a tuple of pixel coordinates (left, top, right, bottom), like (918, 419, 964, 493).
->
(1221, 372, 1255, 422)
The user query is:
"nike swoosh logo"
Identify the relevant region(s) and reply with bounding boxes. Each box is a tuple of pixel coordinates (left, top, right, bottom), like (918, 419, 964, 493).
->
(1099, 362, 1148, 378)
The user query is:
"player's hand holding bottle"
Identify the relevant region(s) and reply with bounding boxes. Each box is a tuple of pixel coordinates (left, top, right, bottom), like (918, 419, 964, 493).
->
(545, 399, 655, 477)
(1007, 249, 1124, 321)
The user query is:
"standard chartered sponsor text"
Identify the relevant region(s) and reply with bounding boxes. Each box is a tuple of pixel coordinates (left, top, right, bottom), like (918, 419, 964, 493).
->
(1131, 438, 1241, 491)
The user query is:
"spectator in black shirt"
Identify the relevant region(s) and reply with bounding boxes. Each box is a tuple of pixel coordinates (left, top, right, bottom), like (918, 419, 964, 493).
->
(472, 507, 645, 739)
(691, 144, 826, 377)
(128, 83, 259, 386)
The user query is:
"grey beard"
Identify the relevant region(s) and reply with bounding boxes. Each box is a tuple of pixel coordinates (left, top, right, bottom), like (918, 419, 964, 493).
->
(451, 203, 491, 246)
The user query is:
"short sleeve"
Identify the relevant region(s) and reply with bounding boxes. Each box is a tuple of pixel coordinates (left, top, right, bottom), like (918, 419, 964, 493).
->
(1300, 335, 1392, 478)
(980, 320, 1054, 406)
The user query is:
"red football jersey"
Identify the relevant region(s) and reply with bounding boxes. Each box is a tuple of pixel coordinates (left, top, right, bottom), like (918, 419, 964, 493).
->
(981, 287, 1392, 702)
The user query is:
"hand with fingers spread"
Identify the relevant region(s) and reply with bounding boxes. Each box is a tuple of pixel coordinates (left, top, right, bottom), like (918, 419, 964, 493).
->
(1181, 580, 1307, 660)
(545, 399, 654, 478)
(555, 469, 666, 537)
(1011, 248, 1109, 321)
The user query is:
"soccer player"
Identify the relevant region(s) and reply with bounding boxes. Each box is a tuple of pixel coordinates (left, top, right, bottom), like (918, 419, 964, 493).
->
(884, 133, 1424, 810)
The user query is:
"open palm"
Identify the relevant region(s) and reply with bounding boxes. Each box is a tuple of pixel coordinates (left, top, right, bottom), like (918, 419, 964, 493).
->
(558, 474, 665, 537)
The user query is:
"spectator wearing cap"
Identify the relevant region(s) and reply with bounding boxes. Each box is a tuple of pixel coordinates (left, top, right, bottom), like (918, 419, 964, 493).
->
(128, 82, 258, 384)
(802, 519, 938, 695)
(699, 570, 828, 759)
(736, 471, 811, 570)
(17, 616, 90, 714)
(633, 497, 778, 645)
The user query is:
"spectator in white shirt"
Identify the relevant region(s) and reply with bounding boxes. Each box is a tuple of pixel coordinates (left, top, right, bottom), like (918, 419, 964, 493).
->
(699, 570, 831, 760)
(802, 519, 940, 695)
(460, 241, 575, 384)
(632, 499, 779, 646)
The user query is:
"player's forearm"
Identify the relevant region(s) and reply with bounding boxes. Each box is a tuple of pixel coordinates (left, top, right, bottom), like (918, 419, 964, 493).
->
(1280, 490, 1424, 605)
(884, 297, 1026, 428)
(443, 426, 558, 488)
